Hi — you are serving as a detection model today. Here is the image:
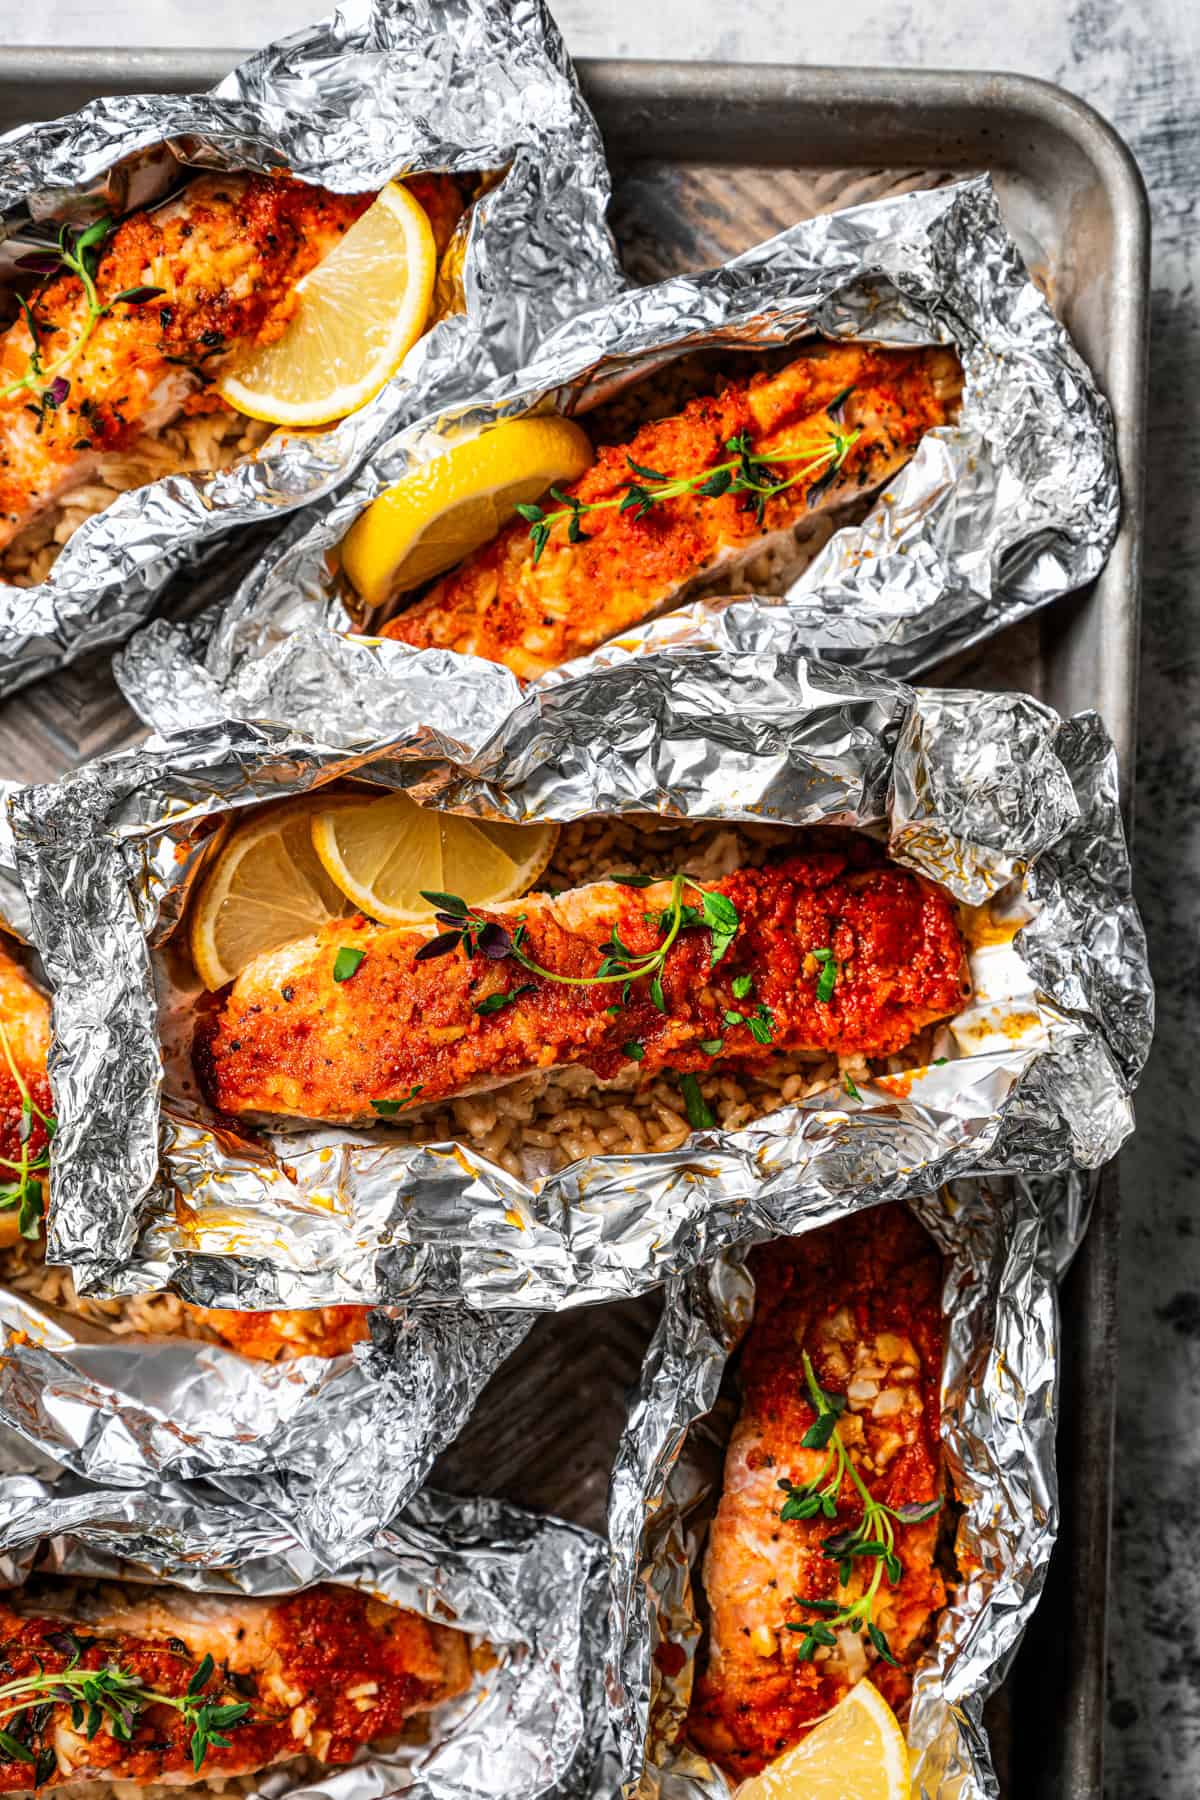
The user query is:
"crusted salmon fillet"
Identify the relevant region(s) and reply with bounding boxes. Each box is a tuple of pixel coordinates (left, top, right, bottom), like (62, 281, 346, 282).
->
(0, 171, 464, 552)
(0, 1579, 470, 1791)
(195, 839, 968, 1125)
(688, 1206, 947, 1780)
(189, 1303, 372, 1361)
(0, 941, 365, 1358)
(380, 342, 963, 676)
(0, 943, 52, 1249)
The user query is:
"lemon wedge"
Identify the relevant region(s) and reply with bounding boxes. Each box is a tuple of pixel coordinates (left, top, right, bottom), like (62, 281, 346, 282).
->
(310, 790, 559, 925)
(189, 797, 354, 990)
(732, 1682, 910, 1800)
(216, 181, 437, 428)
(340, 415, 594, 609)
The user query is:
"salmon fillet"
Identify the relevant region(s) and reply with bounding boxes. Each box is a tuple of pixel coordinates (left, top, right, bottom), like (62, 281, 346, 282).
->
(380, 343, 963, 677)
(0, 1578, 470, 1791)
(0, 942, 368, 1358)
(189, 1303, 372, 1360)
(0, 944, 52, 1250)
(688, 1206, 946, 1780)
(0, 171, 464, 552)
(195, 840, 968, 1125)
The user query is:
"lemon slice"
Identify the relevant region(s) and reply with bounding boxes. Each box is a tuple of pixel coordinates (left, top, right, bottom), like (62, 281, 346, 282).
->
(733, 1682, 910, 1800)
(311, 790, 559, 925)
(216, 182, 437, 428)
(340, 415, 594, 609)
(190, 797, 354, 990)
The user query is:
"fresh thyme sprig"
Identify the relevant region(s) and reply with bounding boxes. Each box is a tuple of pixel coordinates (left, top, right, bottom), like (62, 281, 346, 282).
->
(515, 387, 862, 566)
(776, 1351, 942, 1667)
(0, 1638, 251, 1779)
(3, 217, 165, 416)
(414, 873, 740, 1013)
(0, 1019, 54, 1241)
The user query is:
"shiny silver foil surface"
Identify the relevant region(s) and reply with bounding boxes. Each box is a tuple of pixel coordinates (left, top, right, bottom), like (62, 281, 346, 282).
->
(8, 623, 1151, 1309)
(116, 175, 1119, 729)
(0, 779, 529, 1574)
(0, 1478, 613, 1800)
(0, 0, 620, 697)
(606, 1178, 1063, 1800)
(0, 1291, 529, 1571)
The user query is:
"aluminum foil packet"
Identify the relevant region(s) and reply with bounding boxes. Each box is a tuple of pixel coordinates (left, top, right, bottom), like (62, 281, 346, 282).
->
(607, 1177, 1062, 1799)
(0, 0, 621, 698)
(8, 619, 1151, 1310)
(0, 1476, 613, 1800)
(115, 173, 1119, 732)
(0, 1288, 529, 1571)
(0, 780, 30, 939)
(0, 822, 530, 1576)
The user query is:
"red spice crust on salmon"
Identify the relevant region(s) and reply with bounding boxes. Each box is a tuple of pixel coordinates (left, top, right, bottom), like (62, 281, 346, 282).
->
(195, 839, 969, 1125)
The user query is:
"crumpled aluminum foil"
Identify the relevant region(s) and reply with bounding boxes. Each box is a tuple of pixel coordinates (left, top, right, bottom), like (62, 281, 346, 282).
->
(115, 174, 1119, 732)
(0, 1477, 614, 1800)
(607, 1178, 1063, 1800)
(0, 0, 620, 698)
(0, 780, 30, 940)
(0, 1291, 529, 1571)
(8, 619, 1152, 1310)
(0, 814, 530, 1572)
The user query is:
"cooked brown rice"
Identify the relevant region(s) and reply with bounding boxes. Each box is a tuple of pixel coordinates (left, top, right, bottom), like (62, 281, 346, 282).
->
(0, 1236, 215, 1344)
(0, 410, 273, 588)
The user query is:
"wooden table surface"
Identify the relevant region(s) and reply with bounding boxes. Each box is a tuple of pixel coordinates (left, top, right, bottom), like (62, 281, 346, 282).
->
(4, 3, 1196, 1794)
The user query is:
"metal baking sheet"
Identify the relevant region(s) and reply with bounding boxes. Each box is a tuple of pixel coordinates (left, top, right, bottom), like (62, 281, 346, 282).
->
(0, 51, 1147, 1800)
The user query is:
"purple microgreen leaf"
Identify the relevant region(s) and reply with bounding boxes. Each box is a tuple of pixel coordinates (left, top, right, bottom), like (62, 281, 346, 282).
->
(414, 931, 463, 962)
(477, 921, 512, 960)
(894, 1498, 944, 1524)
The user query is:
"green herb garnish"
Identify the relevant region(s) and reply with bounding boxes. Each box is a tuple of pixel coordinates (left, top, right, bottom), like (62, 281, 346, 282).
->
(721, 1002, 775, 1045)
(747, 1004, 775, 1046)
(475, 983, 536, 1016)
(699, 1038, 724, 1056)
(732, 973, 754, 1001)
(777, 1352, 942, 1667)
(0, 1635, 251, 1777)
(812, 947, 838, 1005)
(332, 946, 366, 982)
(517, 410, 863, 565)
(371, 1085, 424, 1116)
(677, 1073, 715, 1131)
(0, 1020, 54, 1241)
(843, 1074, 861, 1099)
(417, 873, 741, 1006)
(622, 1042, 645, 1062)
(3, 217, 166, 414)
